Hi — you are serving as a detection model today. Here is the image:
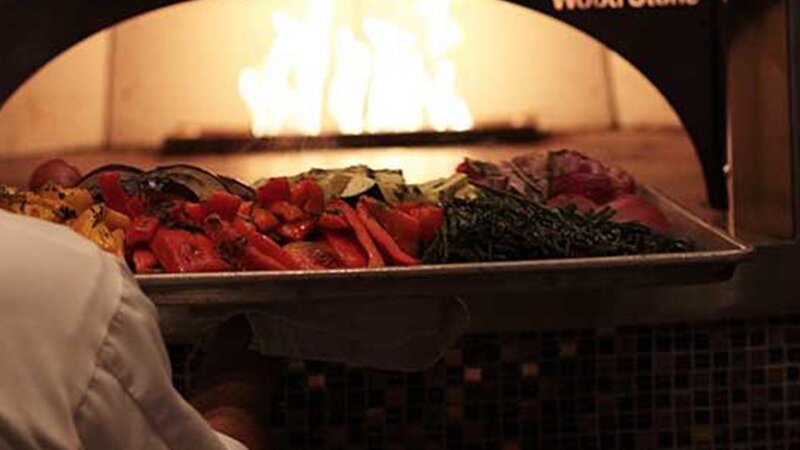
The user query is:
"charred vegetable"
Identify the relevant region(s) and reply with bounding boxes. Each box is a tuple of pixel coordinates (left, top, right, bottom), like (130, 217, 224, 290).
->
(218, 175, 256, 201)
(340, 175, 377, 202)
(282, 165, 409, 203)
(77, 164, 143, 200)
(423, 186, 692, 264)
(29, 159, 82, 190)
(78, 164, 252, 204)
(14, 150, 699, 275)
(142, 165, 230, 201)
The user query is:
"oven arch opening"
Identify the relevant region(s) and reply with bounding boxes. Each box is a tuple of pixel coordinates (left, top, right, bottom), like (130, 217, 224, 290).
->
(0, 0, 714, 221)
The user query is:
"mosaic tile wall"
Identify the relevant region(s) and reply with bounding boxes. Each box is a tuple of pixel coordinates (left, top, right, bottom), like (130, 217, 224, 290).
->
(171, 316, 800, 449)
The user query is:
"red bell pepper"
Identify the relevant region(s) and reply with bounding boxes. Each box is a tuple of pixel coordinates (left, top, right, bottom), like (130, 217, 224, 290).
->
(317, 208, 349, 230)
(202, 190, 242, 221)
(167, 202, 187, 223)
(276, 219, 315, 242)
(250, 207, 279, 231)
(98, 171, 131, 215)
(238, 201, 254, 216)
(126, 195, 146, 217)
(184, 202, 207, 223)
(202, 214, 247, 261)
(415, 205, 444, 243)
(328, 199, 384, 268)
(233, 220, 308, 270)
(269, 200, 305, 222)
(187, 235, 234, 272)
(356, 200, 420, 266)
(132, 249, 159, 274)
(151, 228, 232, 273)
(455, 160, 476, 177)
(231, 217, 256, 235)
(257, 177, 291, 205)
(241, 246, 287, 271)
(283, 242, 343, 270)
(126, 215, 160, 246)
(359, 197, 421, 257)
(323, 231, 367, 268)
(290, 178, 325, 215)
(396, 202, 443, 244)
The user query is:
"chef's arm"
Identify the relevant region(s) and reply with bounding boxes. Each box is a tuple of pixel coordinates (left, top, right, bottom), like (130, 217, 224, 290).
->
(189, 315, 282, 450)
(193, 376, 268, 450)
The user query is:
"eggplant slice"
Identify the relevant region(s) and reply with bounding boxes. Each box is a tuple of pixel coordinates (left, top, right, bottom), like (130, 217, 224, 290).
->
(218, 175, 256, 201)
(79, 163, 249, 204)
(142, 165, 230, 201)
(77, 164, 144, 201)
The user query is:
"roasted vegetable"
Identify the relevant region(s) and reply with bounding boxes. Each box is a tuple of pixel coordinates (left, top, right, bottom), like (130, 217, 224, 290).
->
(143, 165, 230, 201)
(339, 175, 378, 201)
(323, 231, 368, 268)
(201, 190, 242, 221)
(284, 241, 343, 270)
(547, 194, 598, 213)
(284, 165, 407, 203)
(12, 150, 692, 275)
(276, 219, 316, 242)
(328, 199, 384, 268)
(233, 220, 306, 270)
(257, 177, 291, 205)
(547, 150, 636, 201)
(268, 200, 305, 222)
(607, 194, 671, 234)
(356, 199, 420, 266)
(126, 215, 160, 246)
(358, 196, 421, 257)
(241, 245, 287, 271)
(77, 164, 143, 200)
(70, 205, 126, 258)
(412, 173, 471, 203)
(151, 228, 232, 273)
(98, 171, 133, 215)
(29, 159, 82, 190)
(218, 175, 256, 201)
(80, 164, 252, 205)
(249, 206, 279, 232)
(423, 186, 691, 264)
(456, 158, 536, 199)
(132, 249, 159, 273)
(1, 184, 129, 258)
(290, 179, 325, 214)
(397, 202, 444, 244)
(317, 207, 349, 230)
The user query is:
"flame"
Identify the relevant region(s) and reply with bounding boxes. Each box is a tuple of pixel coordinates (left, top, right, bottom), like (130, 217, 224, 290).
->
(238, 0, 473, 137)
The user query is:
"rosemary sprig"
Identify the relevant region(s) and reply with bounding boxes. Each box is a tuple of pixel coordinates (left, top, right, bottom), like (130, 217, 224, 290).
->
(422, 186, 693, 264)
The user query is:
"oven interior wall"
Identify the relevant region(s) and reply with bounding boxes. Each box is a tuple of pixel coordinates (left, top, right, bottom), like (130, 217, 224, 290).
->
(0, 0, 680, 155)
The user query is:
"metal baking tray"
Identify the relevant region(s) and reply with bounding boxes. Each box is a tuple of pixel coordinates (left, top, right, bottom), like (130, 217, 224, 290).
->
(138, 187, 753, 307)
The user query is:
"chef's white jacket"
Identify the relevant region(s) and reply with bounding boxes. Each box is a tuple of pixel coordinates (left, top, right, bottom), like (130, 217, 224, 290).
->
(0, 210, 245, 450)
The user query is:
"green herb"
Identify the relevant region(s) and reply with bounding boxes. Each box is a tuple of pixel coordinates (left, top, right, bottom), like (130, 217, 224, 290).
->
(423, 186, 693, 264)
(57, 205, 77, 221)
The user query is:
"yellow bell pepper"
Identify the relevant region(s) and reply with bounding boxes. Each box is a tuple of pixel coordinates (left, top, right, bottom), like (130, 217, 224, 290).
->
(63, 188, 94, 215)
(2, 184, 127, 259)
(104, 207, 131, 231)
(71, 205, 103, 237)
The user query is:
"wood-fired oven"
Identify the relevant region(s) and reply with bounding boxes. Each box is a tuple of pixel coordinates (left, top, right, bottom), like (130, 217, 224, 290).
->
(0, 0, 797, 355)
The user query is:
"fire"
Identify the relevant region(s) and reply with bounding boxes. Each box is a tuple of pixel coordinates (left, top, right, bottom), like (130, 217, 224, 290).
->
(238, 0, 473, 137)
